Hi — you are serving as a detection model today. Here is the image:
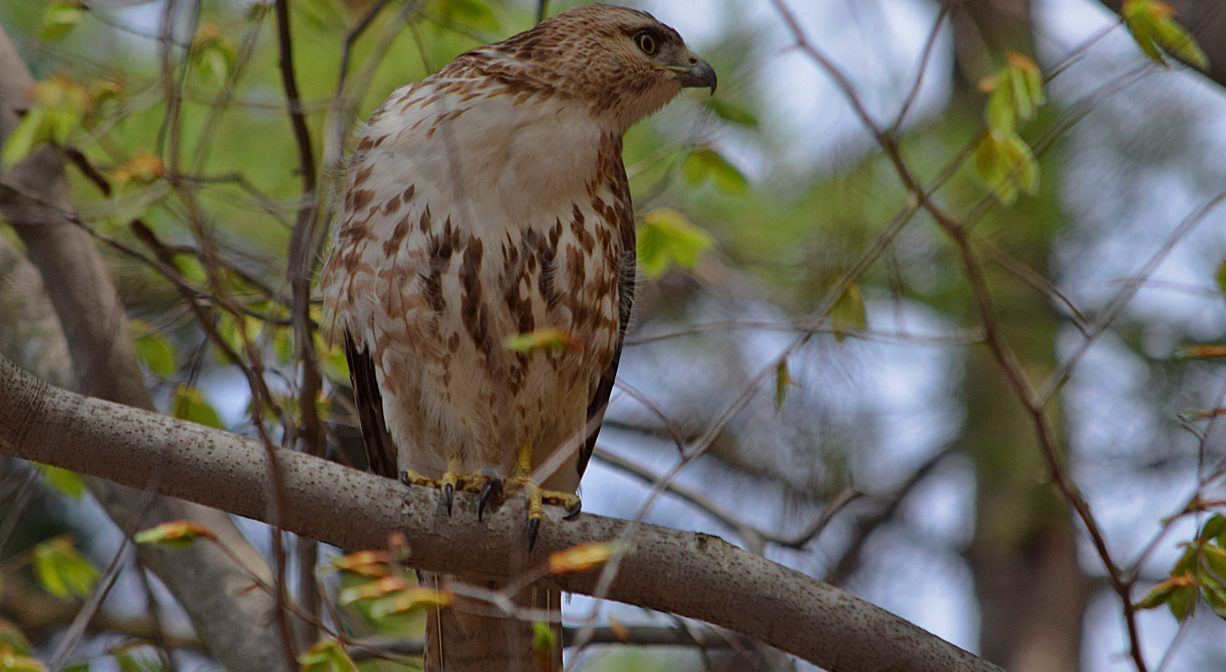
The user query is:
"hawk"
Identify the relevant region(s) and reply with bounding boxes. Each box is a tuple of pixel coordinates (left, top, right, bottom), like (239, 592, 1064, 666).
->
(318, 4, 714, 669)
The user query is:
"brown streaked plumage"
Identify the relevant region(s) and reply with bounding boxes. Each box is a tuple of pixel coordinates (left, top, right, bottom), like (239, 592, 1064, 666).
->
(318, 4, 714, 670)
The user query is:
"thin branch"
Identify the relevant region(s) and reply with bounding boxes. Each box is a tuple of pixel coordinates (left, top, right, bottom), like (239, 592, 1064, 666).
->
(593, 448, 858, 553)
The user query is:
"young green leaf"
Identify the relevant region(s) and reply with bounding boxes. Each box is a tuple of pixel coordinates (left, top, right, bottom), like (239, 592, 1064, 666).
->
(131, 320, 176, 378)
(682, 147, 749, 194)
(830, 280, 868, 340)
(774, 360, 793, 410)
(171, 385, 223, 428)
(1202, 514, 1226, 541)
(330, 550, 393, 578)
(298, 639, 357, 672)
(368, 586, 454, 617)
(973, 128, 1039, 205)
(980, 52, 1045, 135)
(338, 575, 411, 606)
(0, 75, 90, 169)
(38, 465, 85, 499)
(548, 541, 631, 575)
(532, 621, 558, 671)
(0, 646, 46, 672)
(111, 153, 166, 188)
(134, 521, 217, 549)
(1122, 0, 1208, 69)
(41, 0, 85, 42)
(32, 537, 99, 600)
(504, 328, 579, 355)
(636, 209, 713, 279)
(0, 620, 34, 656)
(190, 23, 237, 85)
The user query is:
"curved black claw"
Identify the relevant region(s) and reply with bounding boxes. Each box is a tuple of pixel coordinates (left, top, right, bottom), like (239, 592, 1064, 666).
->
(562, 498, 582, 520)
(527, 516, 540, 551)
(443, 482, 454, 516)
(477, 478, 503, 521)
(397, 470, 410, 486)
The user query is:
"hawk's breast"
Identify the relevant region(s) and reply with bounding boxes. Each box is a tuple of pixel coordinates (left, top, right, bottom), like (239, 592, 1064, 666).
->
(319, 72, 634, 489)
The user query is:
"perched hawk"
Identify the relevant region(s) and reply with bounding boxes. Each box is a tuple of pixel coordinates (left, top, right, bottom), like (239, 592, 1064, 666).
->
(319, 4, 714, 669)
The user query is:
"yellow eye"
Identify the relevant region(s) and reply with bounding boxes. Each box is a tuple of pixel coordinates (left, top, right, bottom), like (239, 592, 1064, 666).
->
(635, 31, 658, 56)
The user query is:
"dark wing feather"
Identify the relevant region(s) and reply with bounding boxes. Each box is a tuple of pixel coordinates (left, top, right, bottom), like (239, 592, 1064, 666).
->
(578, 246, 636, 479)
(344, 333, 398, 479)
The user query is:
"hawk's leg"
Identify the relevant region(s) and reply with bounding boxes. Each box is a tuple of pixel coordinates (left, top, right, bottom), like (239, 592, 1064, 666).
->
(505, 441, 582, 550)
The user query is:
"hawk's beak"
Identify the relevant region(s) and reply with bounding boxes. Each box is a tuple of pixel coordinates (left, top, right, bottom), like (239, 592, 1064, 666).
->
(667, 53, 717, 95)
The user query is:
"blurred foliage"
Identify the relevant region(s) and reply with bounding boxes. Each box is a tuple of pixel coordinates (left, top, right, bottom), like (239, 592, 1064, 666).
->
(1137, 513, 1226, 621)
(2, 0, 1226, 669)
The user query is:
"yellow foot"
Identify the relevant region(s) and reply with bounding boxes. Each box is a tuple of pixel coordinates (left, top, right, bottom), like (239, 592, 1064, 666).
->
(504, 476, 582, 550)
(399, 465, 488, 516)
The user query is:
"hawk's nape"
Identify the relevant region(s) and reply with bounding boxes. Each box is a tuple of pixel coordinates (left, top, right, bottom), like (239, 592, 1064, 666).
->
(317, 4, 714, 670)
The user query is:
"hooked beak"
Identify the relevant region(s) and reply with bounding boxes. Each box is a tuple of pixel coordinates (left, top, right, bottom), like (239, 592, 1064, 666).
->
(666, 53, 717, 95)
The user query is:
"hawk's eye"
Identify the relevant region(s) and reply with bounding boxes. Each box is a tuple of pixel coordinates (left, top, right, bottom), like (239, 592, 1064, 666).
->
(634, 30, 658, 56)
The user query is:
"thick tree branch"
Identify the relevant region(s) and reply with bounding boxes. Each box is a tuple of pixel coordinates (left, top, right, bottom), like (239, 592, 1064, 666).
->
(0, 355, 1000, 672)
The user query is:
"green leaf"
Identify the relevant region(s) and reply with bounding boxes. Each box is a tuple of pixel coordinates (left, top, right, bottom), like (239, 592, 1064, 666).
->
(0, 619, 34, 656)
(1123, 0, 1208, 69)
(531, 621, 558, 671)
(1169, 583, 1197, 621)
(503, 327, 578, 355)
(1215, 260, 1226, 296)
(38, 465, 85, 499)
(636, 209, 713, 279)
(190, 23, 236, 85)
(1200, 544, 1226, 583)
(973, 128, 1039, 205)
(1202, 514, 1226, 541)
(830, 280, 867, 340)
(1, 107, 46, 169)
(131, 320, 176, 378)
(773, 360, 793, 410)
(984, 81, 1015, 134)
(0, 648, 47, 672)
(298, 639, 357, 672)
(704, 97, 758, 128)
(682, 147, 749, 194)
(316, 333, 351, 384)
(41, 1, 85, 42)
(32, 537, 99, 601)
(116, 648, 164, 672)
(171, 385, 222, 428)
(1135, 581, 1176, 610)
(134, 520, 217, 549)
(980, 52, 1044, 135)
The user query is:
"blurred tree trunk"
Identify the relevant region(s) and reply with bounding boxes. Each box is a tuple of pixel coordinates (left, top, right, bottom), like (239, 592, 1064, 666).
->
(948, 2, 1093, 670)
(0, 25, 293, 672)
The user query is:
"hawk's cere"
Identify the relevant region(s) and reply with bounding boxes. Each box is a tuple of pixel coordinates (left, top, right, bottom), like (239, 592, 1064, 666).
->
(318, 4, 714, 669)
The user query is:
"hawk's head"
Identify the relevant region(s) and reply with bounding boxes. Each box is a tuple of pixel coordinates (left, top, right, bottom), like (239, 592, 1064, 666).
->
(487, 3, 717, 133)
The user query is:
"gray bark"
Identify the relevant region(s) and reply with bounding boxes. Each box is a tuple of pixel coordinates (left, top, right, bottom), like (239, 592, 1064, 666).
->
(0, 353, 1003, 672)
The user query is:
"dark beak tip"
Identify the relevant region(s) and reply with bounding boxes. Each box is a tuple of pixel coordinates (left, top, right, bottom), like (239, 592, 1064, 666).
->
(681, 60, 717, 96)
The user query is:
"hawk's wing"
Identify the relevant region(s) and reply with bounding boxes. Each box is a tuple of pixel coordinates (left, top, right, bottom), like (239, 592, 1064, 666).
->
(577, 243, 636, 480)
(344, 333, 398, 479)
